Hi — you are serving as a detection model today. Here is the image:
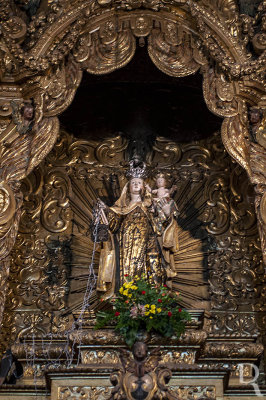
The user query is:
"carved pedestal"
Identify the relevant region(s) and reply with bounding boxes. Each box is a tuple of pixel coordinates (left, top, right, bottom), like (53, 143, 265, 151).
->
(0, 310, 264, 399)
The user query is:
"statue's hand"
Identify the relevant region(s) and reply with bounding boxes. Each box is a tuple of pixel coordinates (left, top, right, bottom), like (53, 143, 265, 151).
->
(145, 183, 152, 193)
(169, 185, 177, 195)
(160, 198, 171, 217)
(97, 199, 106, 209)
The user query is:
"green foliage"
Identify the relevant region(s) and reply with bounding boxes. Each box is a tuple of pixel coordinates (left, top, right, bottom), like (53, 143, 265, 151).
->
(95, 276, 191, 347)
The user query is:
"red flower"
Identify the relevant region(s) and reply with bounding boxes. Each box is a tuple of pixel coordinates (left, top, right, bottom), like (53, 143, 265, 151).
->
(163, 284, 167, 288)
(125, 300, 129, 304)
(168, 311, 172, 317)
(162, 293, 166, 297)
(178, 308, 182, 312)
(124, 274, 129, 277)
(158, 299, 162, 303)
(115, 311, 120, 317)
(141, 291, 146, 295)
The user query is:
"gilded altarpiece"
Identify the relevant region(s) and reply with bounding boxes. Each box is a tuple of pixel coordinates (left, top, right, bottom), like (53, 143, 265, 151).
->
(0, 0, 266, 398)
(0, 128, 264, 399)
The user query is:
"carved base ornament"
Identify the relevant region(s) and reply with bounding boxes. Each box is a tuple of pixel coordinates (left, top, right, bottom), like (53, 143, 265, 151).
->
(109, 341, 177, 400)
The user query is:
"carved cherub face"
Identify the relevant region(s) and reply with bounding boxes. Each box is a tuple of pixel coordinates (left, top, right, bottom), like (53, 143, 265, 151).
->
(129, 178, 144, 195)
(156, 177, 166, 188)
(133, 341, 148, 361)
(22, 105, 34, 121)
(249, 109, 262, 125)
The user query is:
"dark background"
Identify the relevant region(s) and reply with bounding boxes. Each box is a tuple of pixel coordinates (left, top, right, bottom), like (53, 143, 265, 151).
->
(60, 45, 222, 143)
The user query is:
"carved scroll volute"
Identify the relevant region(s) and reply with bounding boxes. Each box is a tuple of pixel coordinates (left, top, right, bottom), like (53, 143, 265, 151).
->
(0, 180, 18, 280)
(41, 56, 82, 117)
(1, 16, 27, 44)
(41, 170, 72, 234)
(221, 114, 251, 176)
(249, 133, 266, 264)
(0, 186, 22, 331)
(150, 137, 182, 167)
(148, 21, 206, 77)
(0, 116, 59, 331)
(0, 183, 16, 226)
(73, 19, 136, 75)
(221, 109, 266, 263)
(95, 135, 128, 166)
(202, 67, 239, 118)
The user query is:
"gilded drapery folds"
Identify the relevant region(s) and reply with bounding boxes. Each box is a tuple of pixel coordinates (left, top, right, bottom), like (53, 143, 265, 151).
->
(96, 181, 179, 298)
(0, 0, 265, 343)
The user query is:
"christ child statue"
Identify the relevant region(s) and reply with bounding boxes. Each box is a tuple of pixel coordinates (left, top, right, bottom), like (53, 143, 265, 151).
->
(151, 174, 177, 200)
(146, 173, 179, 218)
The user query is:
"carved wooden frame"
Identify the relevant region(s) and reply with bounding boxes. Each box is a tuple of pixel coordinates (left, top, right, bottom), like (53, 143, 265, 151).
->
(0, 0, 265, 330)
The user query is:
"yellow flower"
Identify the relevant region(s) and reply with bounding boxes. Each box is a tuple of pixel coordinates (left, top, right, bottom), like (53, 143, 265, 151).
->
(123, 290, 128, 296)
(124, 283, 132, 289)
(128, 294, 132, 298)
(157, 308, 162, 313)
(145, 311, 150, 316)
(131, 285, 138, 290)
(145, 304, 150, 308)
(150, 316, 153, 319)
(119, 287, 124, 294)
(150, 309, 155, 314)
(151, 304, 156, 309)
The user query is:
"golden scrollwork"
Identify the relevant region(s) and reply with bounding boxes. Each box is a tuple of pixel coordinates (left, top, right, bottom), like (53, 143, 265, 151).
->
(69, 328, 207, 346)
(0, 182, 16, 225)
(83, 350, 120, 364)
(1, 15, 27, 43)
(0, 0, 265, 286)
(203, 342, 264, 359)
(0, 129, 262, 353)
(11, 342, 72, 360)
(148, 20, 206, 78)
(159, 350, 195, 365)
(202, 67, 239, 118)
(58, 386, 112, 400)
(168, 385, 215, 400)
(73, 17, 136, 75)
(0, 4, 265, 395)
(149, 137, 182, 167)
(41, 56, 83, 117)
(41, 169, 72, 233)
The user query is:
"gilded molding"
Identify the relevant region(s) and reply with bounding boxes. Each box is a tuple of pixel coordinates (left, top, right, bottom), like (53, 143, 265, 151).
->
(0, 0, 265, 340)
(202, 342, 264, 359)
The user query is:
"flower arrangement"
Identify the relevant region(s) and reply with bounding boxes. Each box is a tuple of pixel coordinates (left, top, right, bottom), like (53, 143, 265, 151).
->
(95, 275, 191, 347)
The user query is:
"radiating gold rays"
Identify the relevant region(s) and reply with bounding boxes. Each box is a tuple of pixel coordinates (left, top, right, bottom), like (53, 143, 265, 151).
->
(68, 172, 210, 313)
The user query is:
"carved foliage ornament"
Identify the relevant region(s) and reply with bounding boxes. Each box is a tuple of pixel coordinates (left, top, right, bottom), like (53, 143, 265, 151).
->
(0, 0, 265, 332)
(0, 131, 262, 354)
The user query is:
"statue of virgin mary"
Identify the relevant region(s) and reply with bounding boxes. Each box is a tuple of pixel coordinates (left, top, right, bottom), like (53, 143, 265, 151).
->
(94, 163, 179, 299)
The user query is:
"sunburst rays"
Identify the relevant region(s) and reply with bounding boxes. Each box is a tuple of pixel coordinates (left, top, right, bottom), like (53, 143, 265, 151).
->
(67, 171, 210, 314)
(171, 178, 210, 310)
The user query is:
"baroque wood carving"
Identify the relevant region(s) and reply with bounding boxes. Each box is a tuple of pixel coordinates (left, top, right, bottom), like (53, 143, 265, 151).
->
(0, 130, 263, 387)
(0, 0, 265, 354)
